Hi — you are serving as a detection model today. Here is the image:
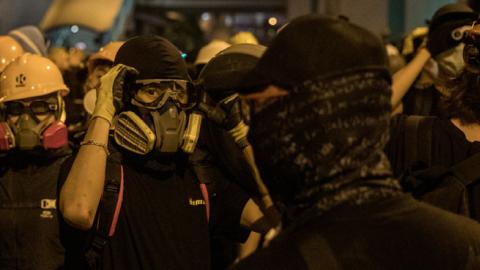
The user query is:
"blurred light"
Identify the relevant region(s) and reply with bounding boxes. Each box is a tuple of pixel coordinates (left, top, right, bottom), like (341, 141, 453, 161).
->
(201, 12, 211, 21)
(224, 15, 233, 26)
(268, 17, 278, 26)
(75, 42, 87, 50)
(70, 25, 79, 33)
(166, 11, 183, 21)
(255, 13, 266, 26)
(181, 52, 187, 59)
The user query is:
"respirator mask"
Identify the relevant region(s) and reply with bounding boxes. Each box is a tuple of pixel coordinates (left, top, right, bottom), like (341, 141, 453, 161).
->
(463, 22, 480, 74)
(113, 79, 202, 155)
(0, 97, 68, 151)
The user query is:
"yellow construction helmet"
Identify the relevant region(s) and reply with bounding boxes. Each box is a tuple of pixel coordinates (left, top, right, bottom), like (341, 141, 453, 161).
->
(0, 53, 69, 102)
(229, 32, 259, 45)
(0, 36, 25, 73)
(87, 41, 124, 72)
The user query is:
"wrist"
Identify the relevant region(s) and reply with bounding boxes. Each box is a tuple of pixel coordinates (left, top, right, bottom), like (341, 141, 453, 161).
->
(90, 115, 112, 126)
(85, 117, 111, 143)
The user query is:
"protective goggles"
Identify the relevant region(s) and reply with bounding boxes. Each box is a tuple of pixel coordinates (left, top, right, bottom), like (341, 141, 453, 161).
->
(131, 79, 191, 110)
(5, 100, 58, 116)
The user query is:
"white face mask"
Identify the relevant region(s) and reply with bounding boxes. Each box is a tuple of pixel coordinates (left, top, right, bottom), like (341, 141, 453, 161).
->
(435, 43, 465, 84)
(415, 58, 439, 89)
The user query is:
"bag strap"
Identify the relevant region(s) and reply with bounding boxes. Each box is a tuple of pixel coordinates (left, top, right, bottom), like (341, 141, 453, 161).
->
(404, 115, 434, 167)
(199, 183, 210, 223)
(85, 160, 124, 268)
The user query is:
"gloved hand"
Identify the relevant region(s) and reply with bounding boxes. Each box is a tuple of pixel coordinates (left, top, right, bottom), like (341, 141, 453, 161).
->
(198, 93, 249, 148)
(402, 27, 428, 56)
(92, 64, 138, 124)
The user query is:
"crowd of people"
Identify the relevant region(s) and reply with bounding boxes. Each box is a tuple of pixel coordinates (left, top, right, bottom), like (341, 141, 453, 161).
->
(2, 2, 480, 270)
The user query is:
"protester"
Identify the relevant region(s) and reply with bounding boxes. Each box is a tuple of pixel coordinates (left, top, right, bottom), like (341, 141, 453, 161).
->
(229, 14, 480, 269)
(0, 53, 70, 269)
(59, 35, 269, 269)
(400, 3, 477, 116)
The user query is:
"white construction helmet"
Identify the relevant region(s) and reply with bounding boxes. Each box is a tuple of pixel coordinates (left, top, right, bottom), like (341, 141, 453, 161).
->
(87, 41, 124, 72)
(0, 53, 69, 102)
(194, 39, 231, 66)
(0, 36, 25, 73)
(229, 32, 259, 45)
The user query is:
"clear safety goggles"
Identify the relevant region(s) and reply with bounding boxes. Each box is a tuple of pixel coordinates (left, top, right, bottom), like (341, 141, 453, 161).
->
(5, 100, 58, 116)
(131, 79, 191, 110)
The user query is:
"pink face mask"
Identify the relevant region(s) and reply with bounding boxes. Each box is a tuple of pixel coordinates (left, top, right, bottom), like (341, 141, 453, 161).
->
(0, 120, 68, 151)
(0, 122, 15, 151)
(42, 121, 68, 150)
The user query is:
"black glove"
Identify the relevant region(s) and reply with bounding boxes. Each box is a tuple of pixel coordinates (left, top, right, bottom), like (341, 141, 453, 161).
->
(198, 93, 249, 148)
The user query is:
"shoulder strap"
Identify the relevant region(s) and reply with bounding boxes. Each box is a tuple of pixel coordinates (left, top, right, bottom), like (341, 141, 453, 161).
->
(404, 115, 434, 167)
(85, 161, 124, 268)
(199, 183, 210, 223)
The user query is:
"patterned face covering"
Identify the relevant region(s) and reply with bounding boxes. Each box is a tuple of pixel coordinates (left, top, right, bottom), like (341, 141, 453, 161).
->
(248, 69, 402, 221)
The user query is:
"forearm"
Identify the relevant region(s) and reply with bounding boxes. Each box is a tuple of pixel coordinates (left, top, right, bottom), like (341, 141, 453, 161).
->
(60, 117, 110, 230)
(391, 48, 431, 110)
(240, 199, 274, 234)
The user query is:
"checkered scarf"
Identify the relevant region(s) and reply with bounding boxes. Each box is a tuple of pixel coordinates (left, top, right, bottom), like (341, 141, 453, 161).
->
(248, 69, 402, 220)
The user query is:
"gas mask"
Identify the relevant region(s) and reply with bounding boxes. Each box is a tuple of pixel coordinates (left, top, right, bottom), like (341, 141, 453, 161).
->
(113, 79, 202, 155)
(0, 98, 68, 151)
(434, 43, 465, 87)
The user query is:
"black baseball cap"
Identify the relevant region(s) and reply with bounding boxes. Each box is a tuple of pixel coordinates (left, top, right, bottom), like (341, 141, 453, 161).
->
(238, 14, 390, 93)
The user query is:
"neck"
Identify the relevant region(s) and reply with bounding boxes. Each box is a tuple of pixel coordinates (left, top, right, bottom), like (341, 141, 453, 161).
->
(450, 118, 480, 142)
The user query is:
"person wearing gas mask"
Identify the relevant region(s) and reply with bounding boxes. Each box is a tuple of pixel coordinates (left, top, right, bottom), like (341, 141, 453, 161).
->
(194, 43, 282, 268)
(59, 35, 268, 269)
(384, 4, 480, 215)
(386, 21, 480, 220)
(0, 53, 70, 269)
(397, 3, 478, 116)
(227, 15, 480, 270)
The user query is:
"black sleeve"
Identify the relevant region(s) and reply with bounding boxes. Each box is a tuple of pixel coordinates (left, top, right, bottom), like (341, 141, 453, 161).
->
(210, 177, 251, 242)
(56, 154, 94, 269)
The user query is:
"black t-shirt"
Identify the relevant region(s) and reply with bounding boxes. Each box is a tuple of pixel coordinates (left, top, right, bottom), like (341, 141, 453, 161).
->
(402, 85, 444, 117)
(385, 114, 480, 178)
(0, 150, 70, 270)
(59, 151, 250, 270)
(231, 194, 480, 270)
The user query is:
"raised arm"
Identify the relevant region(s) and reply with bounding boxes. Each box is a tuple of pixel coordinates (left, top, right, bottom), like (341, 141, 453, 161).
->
(391, 48, 431, 111)
(59, 64, 136, 230)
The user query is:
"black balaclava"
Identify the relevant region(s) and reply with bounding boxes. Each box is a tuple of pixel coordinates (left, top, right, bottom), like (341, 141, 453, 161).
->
(113, 35, 191, 168)
(246, 15, 402, 222)
(427, 3, 477, 57)
(115, 35, 190, 81)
